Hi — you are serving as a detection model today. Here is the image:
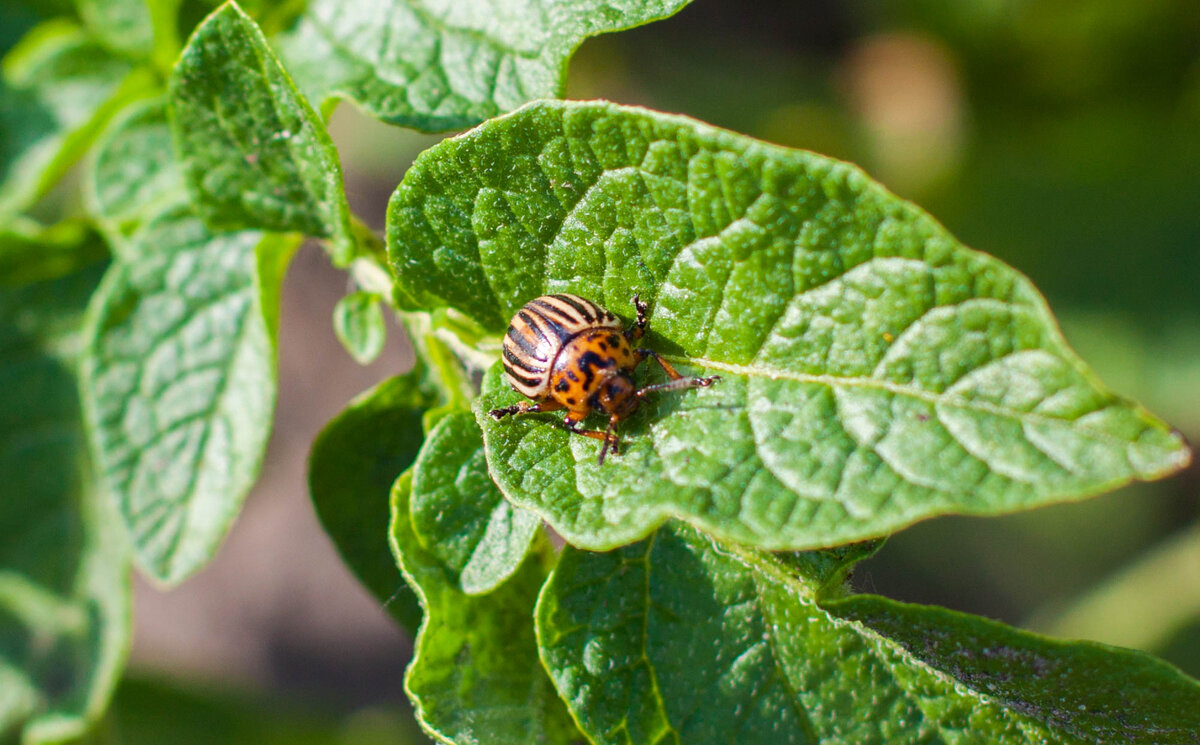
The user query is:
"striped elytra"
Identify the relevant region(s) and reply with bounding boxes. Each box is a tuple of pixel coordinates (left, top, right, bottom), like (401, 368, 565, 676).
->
(501, 294, 621, 398)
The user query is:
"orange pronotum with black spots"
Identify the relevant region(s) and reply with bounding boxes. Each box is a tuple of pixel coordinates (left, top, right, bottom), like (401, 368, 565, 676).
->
(489, 293, 719, 463)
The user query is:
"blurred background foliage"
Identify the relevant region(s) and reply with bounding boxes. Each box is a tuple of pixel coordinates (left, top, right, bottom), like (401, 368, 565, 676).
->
(4, 0, 1198, 740)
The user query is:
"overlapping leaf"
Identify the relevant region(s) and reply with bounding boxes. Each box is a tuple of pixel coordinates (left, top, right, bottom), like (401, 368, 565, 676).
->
(0, 262, 131, 745)
(385, 100, 1190, 552)
(277, 0, 694, 131)
(0, 217, 106, 286)
(169, 2, 353, 263)
(0, 20, 147, 213)
(538, 525, 1200, 744)
(82, 205, 297, 584)
(85, 97, 186, 242)
(390, 472, 582, 744)
(308, 370, 440, 633)
(410, 411, 539, 596)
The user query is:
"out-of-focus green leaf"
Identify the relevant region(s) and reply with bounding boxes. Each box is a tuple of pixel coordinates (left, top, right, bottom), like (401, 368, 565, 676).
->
(0, 216, 107, 286)
(308, 370, 440, 634)
(0, 20, 149, 214)
(277, 0, 695, 131)
(410, 412, 538, 596)
(0, 260, 131, 745)
(73, 0, 155, 58)
(332, 291, 386, 365)
(168, 2, 353, 263)
(385, 99, 1189, 553)
(82, 205, 298, 584)
(85, 97, 187, 243)
(539, 524, 1200, 744)
(390, 472, 581, 744)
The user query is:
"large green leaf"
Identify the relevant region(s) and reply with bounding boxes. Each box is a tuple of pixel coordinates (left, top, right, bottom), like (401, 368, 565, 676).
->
(168, 2, 353, 263)
(390, 472, 581, 745)
(410, 411, 539, 596)
(0, 261, 131, 745)
(82, 205, 297, 584)
(85, 97, 187, 244)
(308, 370, 439, 634)
(0, 20, 148, 214)
(386, 100, 1190, 552)
(538, 525, 1200, 744)
(276, 0, 694, 132)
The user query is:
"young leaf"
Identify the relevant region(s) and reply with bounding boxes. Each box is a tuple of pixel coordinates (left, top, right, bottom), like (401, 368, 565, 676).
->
(332, 290, 385, 365)
(276, 0, 695, 132)
(85, 97, 187, 241)
(82, 205, 298, 584)
(308, 370, 441, 633)
(390, 472, 581, 745)
(386, 100, 1191, 552)
(0, 262, 131, 745)
(168, 1, 354, 264)
(538, 524, 1200, 744)
(0, 20, 148, 213)
(0, 216, 107, 286)
(410, 411, 539, 596)
(74, 0, 155, 58)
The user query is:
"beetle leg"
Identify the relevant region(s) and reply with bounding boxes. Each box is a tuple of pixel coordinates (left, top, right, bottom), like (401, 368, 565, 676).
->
(635, 348, 721, 390)
(488, 399, 564, 420)
(626, 293, 649, 342)
(562, 412, 621, 465)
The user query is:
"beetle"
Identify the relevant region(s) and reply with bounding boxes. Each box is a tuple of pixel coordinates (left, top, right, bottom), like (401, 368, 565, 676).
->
(488, 293, 719, 463)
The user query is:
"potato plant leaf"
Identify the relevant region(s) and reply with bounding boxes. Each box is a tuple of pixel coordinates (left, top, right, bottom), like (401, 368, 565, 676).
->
(0, 217, 107, 286)
(308, 370, 441, 633)
(0, 261, 131, 745)
(82, 205, 298, 584)
(385, 100, 1191, 552)
(0, 20, 148, 214)
(168, 2, 354, 264)
(538, 524, 1200, 744)
(410, 411, 539, 596)
(73, 0, 155, 58)
(85, 97, 187, 243)
(276, 0, 694, 132)
(390, 472, 582, 744)
(331, 290, 386, 365)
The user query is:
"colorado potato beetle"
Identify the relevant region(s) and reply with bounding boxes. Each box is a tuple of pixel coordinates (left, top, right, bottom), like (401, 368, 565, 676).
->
(489, 293, 719, 463)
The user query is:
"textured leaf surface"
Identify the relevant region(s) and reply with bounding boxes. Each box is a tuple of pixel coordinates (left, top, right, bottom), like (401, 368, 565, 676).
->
(169, 2, 353, 262)
(0, 21, 145, 213)
(82, 206, 295, 584)
(86, 97, 186, 239)
(390, 472, 581, 744)
(410, 411, 539, 596)
(332, 291, 385, 365)
(538, 524, 1200, 744)
(0, 261, 131, 745)
(277, 0, 694, 131)
(308, 371, 439, 633)
(386, 100, 1190, 552)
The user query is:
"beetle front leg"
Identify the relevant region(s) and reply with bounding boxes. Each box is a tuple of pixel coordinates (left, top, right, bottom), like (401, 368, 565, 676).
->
(562, 412, 621, 464)
(634, 348, 721, 390)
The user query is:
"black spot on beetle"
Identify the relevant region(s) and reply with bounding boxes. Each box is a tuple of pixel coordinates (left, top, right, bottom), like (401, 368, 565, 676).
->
(566, 397, 577, 405)
(555, 379, 570, 393)
(606, 333, 621, 347)
(566, 369, 580, 382)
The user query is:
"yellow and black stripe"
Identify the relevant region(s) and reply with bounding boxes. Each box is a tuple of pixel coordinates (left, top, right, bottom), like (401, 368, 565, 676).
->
(501, 294, 621, 398)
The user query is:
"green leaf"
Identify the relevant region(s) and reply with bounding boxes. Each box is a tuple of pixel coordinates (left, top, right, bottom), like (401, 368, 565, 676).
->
(538, 524, 1200, 744)
(0, 216, 107, 286)
(0, 261, 131, 745)
(332, 290, 385, 365)
(0, 20, 149, 214)
(386, 99, 1191, 552)
(390, 471, 581, 745)
(168, 1, 353, 264)
(410, 411, 539, 596)
(82, 205, 298, 584)
(308, 370, 440, 634)
(85, 97, 187, 242)
(276, 0, 695, 132)
(74, 0, 155, 58)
